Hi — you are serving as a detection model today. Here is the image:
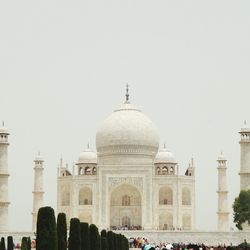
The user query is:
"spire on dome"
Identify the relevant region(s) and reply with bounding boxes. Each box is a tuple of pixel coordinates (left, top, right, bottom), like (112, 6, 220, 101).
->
(2, 121, 4, 127)
(125, 84, 130, 103)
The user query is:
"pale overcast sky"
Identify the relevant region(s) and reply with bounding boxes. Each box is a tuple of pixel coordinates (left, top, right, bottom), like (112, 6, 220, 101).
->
(0, 0, 250, 231)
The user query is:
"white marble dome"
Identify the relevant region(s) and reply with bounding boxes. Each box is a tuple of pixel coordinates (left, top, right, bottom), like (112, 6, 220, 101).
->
(154, 148, 177, 164)
(96, 102, 160, 156)
(78, 148, 97, 164)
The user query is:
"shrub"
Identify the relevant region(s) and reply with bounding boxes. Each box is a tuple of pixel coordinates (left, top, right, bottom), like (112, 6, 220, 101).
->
(101, 236, 107, 250)
(89, 224, 100, 250)
(80, 222, 90, 250)
(57, 213, 67, 250)
(100, 229, 107, 238)
(27, 237, 31, 250)
(7, 236, 13, 250)
(0, 237, 6, 250)
(68, 218, 81, 250)
(36, 206, 57, 250)
(21, 237, 28, 250)
(106, 231, 114, 250)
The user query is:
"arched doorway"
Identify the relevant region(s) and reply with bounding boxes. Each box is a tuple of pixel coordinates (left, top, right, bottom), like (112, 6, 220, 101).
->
(159, 212, 173, 230)
(182, 213, 191, 230)
(110, 184, 141, 230)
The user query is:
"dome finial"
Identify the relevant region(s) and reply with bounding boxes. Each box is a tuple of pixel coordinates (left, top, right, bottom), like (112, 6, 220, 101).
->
(87, 142, 90, 149)
(125, 83, 130, 103)
(2, 121, 4, 127)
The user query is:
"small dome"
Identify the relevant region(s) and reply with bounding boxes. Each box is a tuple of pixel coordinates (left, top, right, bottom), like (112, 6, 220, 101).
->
(154, 148, 177, 164)
(0, 126, 9, 134)
(96, 102, 159, 157)
(240, 120, 250, 132)
(78, 148, 97, 164)
(34, 154, 43, 162)
(217, 152, 226, 161)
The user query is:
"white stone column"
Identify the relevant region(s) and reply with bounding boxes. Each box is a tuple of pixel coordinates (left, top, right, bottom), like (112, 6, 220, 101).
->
(217, 153, 229, 232)
(0, 126, 10, 232)
(239, 124, 250, 190)
(32, 154, 44, 232)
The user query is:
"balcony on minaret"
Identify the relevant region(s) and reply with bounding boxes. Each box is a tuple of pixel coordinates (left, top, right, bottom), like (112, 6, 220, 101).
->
(240, 132, 250, 142)
(0, 128, 9, 145)
(239, 121, 250, 143)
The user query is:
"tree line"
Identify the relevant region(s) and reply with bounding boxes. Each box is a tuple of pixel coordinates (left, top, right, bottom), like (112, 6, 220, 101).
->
(0, 206, 129, 250)
(37, 206, 129, 250)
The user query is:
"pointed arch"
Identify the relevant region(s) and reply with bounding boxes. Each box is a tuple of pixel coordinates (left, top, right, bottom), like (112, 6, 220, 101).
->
(159, 186, 173, 205)
(182, 187, 191, 205)
(182, 213, 191, 230)
(79, 187, 92, 205)
(159, 212, 173, 230)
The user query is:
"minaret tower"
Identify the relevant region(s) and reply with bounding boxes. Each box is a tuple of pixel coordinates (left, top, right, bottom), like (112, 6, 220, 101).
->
(32, 153, 44, 232)
(239, 121, 250, 190)
(217, 152, 229, 231)
(0, 123, 10, 231)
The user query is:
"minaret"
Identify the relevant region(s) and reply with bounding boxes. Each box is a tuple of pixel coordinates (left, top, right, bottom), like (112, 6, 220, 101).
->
(32, 153, 44, 232)
(239, 121, 250, 190)
(217, 153, 229, 231)
(0, 123, 10, 231)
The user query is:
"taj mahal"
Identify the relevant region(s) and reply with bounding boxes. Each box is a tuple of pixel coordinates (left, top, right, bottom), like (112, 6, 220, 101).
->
(0, 87, 250, 244)
(57, 87, 195, 231)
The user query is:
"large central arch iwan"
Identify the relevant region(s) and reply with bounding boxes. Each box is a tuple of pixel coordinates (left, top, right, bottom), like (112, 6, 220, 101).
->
(110, 184, 141, 230)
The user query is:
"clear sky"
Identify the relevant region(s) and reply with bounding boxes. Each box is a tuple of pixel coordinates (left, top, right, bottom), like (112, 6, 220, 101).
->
(0, 0, 250, 231)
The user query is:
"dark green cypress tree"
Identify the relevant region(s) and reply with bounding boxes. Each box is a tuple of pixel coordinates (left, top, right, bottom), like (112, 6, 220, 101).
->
(106, 231, 113, 250)
(113, 234, 117, 250)
(89, 224, 100, 250)
(57, 213, 67, 250)
(68, 218, 81, 250)
(7, 236, 14, 250)
(117, 234, 122, 250)
(101, 237, 107, 250)
(0, 237, 6, 250)
(125, 236, 129, 250)
(21, 237, 27, 250)
(80, 222, 90, 250)
(36, 206, 58, 250)
(27, 237, 31, 250)
(100, 229, 107, 238)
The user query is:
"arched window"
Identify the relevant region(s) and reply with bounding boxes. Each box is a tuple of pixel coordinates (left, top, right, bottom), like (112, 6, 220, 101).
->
(162, 166, 168, 175)
(79, 167, 84, 175)
(156, 167, 161, 175)
(122, 195, 130, 206)
(92, 167, 97, 175)
(79, 187, 92, 205)
(182, 213, 191, 230)
(61, 191, 70, 206)
(169, 166, 174, 175)
(85, 167, 91, 175)
(182, 187, 191, 205)
(159, 187, 173, 205)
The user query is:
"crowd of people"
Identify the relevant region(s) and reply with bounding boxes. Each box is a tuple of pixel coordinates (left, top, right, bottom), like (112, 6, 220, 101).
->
(128, 237, 249, 250)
